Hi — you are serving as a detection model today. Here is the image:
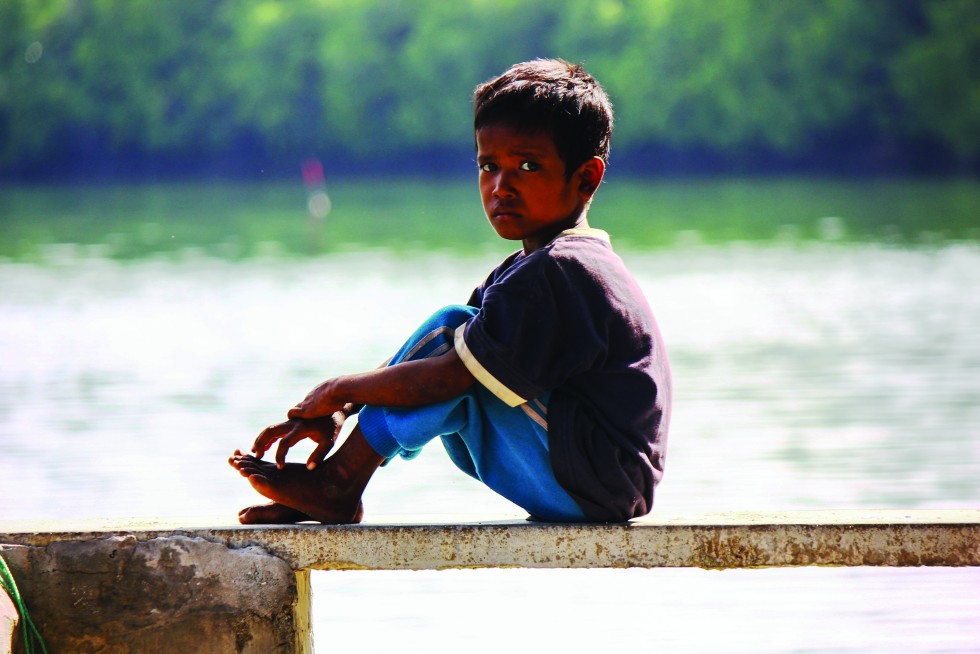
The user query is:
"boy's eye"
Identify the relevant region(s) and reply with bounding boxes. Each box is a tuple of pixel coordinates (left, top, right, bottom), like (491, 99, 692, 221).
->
(519, 161, 539, 171)
(479, 162, 497, 173)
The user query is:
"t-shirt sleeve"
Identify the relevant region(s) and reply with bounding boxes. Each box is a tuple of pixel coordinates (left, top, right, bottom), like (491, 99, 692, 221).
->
(455, 255, 605, 406)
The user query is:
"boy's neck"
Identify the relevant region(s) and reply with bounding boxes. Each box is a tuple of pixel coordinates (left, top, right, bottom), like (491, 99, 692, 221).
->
(522, 212, 590, 255)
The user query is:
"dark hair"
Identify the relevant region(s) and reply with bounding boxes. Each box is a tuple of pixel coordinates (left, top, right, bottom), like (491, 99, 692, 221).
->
(473, 59, 614, 175)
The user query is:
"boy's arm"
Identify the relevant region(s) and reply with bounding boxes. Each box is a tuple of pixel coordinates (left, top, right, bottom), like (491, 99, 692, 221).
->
(289, 349, 475, 417)
(252, 349, 475, 462)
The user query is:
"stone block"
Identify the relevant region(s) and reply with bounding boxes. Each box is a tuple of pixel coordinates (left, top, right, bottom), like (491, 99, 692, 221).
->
(0, 536, 309, 654)
(1, 573, 20, 654)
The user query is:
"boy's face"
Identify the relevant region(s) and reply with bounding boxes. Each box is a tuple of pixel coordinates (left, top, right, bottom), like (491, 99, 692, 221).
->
(476, 123, 601, 254)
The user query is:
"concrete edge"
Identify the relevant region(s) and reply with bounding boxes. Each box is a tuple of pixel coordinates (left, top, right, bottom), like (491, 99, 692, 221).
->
(3, 510, 979, 570)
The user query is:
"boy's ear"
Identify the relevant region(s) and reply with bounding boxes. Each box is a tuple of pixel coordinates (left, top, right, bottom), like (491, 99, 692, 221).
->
(577, 157, 606, 200)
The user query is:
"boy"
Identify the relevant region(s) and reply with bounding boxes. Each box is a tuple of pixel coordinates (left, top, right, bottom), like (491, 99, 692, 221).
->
(229, 59, 672, 523)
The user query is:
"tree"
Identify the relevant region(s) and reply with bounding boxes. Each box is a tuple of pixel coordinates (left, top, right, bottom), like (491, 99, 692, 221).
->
(889, 0, 980, 163)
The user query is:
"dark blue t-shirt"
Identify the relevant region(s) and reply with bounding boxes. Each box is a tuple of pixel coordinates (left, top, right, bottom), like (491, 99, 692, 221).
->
(454, 228, 672, 521)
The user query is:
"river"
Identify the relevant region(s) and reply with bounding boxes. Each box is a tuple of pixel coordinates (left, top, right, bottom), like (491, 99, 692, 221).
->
(1, 217, 978, 651)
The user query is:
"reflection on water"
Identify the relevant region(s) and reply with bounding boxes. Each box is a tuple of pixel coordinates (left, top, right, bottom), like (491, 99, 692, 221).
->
(316, 566, 980, 654)
(1, 242, 978, 652)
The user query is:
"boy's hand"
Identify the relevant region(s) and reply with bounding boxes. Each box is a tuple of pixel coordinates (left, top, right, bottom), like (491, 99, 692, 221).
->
(251, 414, 345, 470)
(287, 379, 343, 421)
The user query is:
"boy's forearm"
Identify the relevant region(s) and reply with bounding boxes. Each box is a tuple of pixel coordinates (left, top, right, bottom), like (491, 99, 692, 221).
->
(296, 350, 476, 418)
(339, 358, 391, 416)
(341, 350, 475, 406)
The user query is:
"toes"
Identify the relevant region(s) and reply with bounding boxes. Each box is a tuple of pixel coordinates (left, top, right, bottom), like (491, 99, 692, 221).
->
(236, 457, 266, 471)
(239, 461, 269, 476)
(229, 452, 255, 470)
(238, 503, 312, 525)
(239, 505, 265, 524)
(237, 467, 260, 479)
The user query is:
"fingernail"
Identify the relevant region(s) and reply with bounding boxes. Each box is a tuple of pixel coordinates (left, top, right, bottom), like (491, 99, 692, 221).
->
(307, 462, 316, 470)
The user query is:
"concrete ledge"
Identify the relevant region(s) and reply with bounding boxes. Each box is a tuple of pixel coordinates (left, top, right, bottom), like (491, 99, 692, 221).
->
(3, 510, 979, 570)
(3, 510, 976, 652)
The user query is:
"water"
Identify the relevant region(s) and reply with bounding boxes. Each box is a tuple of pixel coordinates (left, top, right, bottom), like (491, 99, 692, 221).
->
(2, 235, 979, 650)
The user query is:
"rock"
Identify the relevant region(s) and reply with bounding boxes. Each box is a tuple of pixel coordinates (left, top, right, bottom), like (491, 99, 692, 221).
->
(0, 536, 307, 653)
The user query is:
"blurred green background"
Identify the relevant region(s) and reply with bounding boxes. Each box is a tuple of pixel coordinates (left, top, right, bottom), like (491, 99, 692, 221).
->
(2, 0, 978, 258)
(2, 0, 978, 179)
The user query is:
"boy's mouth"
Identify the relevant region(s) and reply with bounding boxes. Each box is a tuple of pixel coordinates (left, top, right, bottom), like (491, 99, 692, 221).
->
(491, 203, 521, 219)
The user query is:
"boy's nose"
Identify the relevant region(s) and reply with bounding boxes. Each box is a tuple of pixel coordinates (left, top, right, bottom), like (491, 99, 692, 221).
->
(493, 172, 517, 198)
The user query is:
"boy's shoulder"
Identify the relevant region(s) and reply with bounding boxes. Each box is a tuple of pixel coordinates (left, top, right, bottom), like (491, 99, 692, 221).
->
(543, 228, 613, 259)
(550, 227, 612, 245)
(539, 228, 631, 281)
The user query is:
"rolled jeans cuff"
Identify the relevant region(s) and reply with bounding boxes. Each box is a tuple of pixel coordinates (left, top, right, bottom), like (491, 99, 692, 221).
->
(357, 406, 401, 459)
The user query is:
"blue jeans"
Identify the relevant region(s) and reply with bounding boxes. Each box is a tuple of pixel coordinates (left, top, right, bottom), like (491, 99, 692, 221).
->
(357, 305, 586, 521)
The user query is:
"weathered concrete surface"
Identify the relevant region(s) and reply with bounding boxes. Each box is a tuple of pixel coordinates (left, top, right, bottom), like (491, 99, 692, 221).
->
(2, 510, 978, 571)
(1, 580, 19, 654)
(0, 537, 311, 654)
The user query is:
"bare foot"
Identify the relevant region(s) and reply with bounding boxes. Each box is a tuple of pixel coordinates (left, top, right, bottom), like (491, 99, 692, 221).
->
(229, 451, 364, 524)
(239, 501, 312, 524)
(237, 501, 365, 525)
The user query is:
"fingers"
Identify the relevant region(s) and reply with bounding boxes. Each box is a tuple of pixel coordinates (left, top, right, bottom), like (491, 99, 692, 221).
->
(275, 428, 308, 469)
(306, 439, 333, 470)
(252, 421, 293, 457)
(250, 414, 340, 469)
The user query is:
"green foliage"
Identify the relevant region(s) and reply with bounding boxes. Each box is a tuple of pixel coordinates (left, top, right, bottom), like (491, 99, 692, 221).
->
(889, 0, 980, 158)
(0, 0, 977, 173)
(0, 0, 73, 164)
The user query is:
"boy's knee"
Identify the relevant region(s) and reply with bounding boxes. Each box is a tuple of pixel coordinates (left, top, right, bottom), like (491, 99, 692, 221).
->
(392, 304, 478, 366)
(427, 304, 478, 330)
